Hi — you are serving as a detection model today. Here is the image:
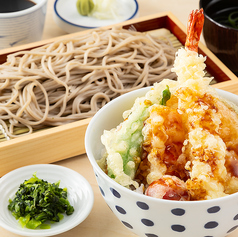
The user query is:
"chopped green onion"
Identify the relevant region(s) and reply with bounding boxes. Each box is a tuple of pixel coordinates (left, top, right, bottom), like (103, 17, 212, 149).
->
(214, 11, 238, 29)
(228, 11, 238, 29)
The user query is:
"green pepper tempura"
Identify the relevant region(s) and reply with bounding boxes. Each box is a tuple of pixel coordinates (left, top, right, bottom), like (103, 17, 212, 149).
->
(8, 173, 74, 229)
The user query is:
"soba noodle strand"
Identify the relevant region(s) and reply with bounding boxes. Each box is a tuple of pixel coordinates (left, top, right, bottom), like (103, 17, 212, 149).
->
(0, 27, 177, 138)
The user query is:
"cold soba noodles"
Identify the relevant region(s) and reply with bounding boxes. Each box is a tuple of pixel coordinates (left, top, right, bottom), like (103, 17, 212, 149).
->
(0, 27, 177, 138)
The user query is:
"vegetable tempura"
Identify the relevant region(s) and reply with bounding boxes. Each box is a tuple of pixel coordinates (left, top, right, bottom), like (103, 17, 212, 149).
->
(99, 9, 238, 201)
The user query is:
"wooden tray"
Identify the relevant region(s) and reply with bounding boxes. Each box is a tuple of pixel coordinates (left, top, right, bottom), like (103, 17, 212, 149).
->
(0, 12, 237, 177)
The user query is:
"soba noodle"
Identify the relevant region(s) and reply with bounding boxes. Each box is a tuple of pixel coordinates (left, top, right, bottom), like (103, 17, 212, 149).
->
(0, 27, 177, 138)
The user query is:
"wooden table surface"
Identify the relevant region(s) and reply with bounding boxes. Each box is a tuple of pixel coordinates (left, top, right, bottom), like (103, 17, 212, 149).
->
(1, 0, 238, 236)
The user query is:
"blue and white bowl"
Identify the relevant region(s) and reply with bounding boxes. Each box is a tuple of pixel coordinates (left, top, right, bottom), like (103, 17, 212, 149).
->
(53, 0, 139, 33)
(0, 0, 47, 50)
(85, 86, 238, 237)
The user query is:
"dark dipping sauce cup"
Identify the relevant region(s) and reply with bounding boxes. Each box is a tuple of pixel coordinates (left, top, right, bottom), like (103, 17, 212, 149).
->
(199, 0, 238, 76)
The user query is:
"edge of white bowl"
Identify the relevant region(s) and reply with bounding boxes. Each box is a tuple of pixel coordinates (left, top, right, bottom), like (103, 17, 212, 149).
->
(85, 87, 238, 205)
(0, 0, 47, 18)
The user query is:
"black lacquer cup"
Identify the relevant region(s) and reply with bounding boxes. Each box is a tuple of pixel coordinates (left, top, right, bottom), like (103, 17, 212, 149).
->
(200, 0, 238, 76)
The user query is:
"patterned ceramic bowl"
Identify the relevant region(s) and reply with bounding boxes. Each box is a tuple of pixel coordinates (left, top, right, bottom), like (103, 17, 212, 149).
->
(85, 86, 238, 237)
(0, 0, 47, 50)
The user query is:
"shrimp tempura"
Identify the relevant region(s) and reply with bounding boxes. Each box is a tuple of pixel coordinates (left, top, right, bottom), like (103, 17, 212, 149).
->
(140, 9, 238, 200)
(101, 9, 238, 201)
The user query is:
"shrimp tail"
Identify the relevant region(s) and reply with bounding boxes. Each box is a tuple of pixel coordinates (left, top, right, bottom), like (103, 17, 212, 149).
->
(172, 9, 207, 84)
(185, 9, 204, 52)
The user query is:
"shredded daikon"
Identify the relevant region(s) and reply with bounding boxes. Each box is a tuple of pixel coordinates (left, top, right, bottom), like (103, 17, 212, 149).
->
(90, 0, 121, 20)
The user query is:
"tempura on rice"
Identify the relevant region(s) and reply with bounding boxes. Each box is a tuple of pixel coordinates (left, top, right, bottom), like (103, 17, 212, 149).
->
(99, 9, 238, 201)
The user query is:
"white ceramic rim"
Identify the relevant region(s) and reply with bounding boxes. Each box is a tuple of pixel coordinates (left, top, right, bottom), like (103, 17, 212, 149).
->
(85, 86, 238, 206)
(0, 164, 94, 236)
(54, 0, 139, 29)
(0, 0, 48, 18)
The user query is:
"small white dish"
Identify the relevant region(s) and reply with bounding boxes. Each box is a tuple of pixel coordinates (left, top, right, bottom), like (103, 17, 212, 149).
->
(53, 0, 139, 33)
(0, 164, 94, 237)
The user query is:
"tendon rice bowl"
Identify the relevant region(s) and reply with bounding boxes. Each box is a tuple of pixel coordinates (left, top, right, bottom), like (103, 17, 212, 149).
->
(85, 8, 238, 237)
(85, 87, 238, 237)
(96, 47, 238, 201)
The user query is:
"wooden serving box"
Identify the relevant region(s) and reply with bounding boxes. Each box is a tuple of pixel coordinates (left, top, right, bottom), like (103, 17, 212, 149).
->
(0, 12, 237, 177)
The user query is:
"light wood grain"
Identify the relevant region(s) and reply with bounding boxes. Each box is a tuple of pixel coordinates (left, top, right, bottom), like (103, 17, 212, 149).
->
(213, 80, 238, 95)
(1, 1, 238, 236)
(0, 118, 91, 176)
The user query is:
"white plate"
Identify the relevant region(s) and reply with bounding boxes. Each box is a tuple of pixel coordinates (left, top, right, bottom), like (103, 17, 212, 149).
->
(53, 0, 139, 33)
(0, 164, 94, 236)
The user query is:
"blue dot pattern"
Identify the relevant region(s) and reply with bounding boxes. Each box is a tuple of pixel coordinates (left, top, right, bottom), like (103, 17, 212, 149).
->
(122, 221, 133, 229)
(104, 186, 236, 236)
(115, 205, 126, 215)
(145, 234, 159, 237)
(171, 224, 186, 232)
(136, 201, 149, 210)
(110, 187, 121, 198)
(234, 214, 238, 220)
(171, 208, 185, 216)
(227, 225, 238, 233)
(99, 186, 105, 196)
(141, 218, 154, 227)
(207, 206, 220, 213)
(204, 221, 219, 229)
